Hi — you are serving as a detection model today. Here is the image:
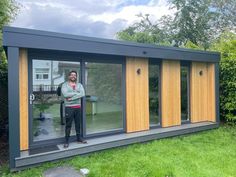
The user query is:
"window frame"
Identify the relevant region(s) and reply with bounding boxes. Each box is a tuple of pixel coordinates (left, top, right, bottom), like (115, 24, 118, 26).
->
(82, 60, 126, 137)
(180, 61, 191, 124)
(149, 59, 162, 128)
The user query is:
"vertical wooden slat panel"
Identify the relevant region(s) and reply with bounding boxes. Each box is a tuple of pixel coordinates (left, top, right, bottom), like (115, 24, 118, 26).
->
(19, 49, 28, 150)
(207, 63, 216, 122)
(126, 58, 135, 132)
(126, 57, 149, 133)
(161, 60, 181, 127)
(190, 62, 216, 123)
(191, 62, 208, 122)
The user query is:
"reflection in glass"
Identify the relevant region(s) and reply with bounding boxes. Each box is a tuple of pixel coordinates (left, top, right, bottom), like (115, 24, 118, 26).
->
(32, 60, 80, 142)
(85, 62, 123, 134)
(149, 64, 160, 126)
(181, 66, 189, 121)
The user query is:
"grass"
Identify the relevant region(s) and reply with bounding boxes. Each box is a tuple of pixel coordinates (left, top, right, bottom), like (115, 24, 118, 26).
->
(1, 124, 236, 177)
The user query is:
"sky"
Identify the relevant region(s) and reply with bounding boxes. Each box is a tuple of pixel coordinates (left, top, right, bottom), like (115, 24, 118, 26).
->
(11, 0, 174, 39)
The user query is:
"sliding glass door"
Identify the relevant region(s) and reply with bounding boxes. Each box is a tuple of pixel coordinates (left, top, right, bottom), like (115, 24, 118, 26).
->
(30, 59, 81, 143)
(29, 56, 125, 146)
(84, 62, 124, 135)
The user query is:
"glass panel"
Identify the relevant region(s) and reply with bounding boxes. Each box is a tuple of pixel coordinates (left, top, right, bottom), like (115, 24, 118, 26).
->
(32, 60, 80, 142)
(36, 74, 41, 80)
(43, 74, 49, 79)
(35, 68, 49, 73)
(149, 64, 160, 126)
(85, 62, 123, 134)
(181, 66, 189, 121)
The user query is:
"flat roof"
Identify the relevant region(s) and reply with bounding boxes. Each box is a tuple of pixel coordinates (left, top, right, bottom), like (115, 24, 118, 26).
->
(3, 26, 220, 62)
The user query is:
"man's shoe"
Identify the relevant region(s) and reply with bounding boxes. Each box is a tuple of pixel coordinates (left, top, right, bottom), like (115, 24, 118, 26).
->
(77, 139, 87, 144)
(64, 143, 69, 148)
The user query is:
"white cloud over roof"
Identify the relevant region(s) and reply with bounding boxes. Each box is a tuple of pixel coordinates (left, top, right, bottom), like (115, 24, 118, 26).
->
(11, 0, 174, 39)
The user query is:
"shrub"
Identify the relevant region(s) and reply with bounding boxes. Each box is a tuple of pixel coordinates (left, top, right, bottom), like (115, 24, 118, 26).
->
(210, 32, 236, 124)
(219, 58, 236, 123)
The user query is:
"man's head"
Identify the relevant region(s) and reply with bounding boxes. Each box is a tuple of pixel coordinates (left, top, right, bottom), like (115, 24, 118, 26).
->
(68, 70, 77, 83)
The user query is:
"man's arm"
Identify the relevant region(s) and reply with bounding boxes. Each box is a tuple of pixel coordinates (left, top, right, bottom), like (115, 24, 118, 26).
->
(61, 83, 76, 98)
(69, 84, 85, 101)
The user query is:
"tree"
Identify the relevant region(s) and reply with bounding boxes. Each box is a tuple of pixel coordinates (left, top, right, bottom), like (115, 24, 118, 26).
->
(168, 0, 215, 49)
(211, 0, 236, 33)
(169, 0, 236, 48)
(117, 1, 216, 49)
(117, 14, 172, 46)
(0, 0, 19, 70)
(117, 0, 236, 50)
(0, 0, 19, 138)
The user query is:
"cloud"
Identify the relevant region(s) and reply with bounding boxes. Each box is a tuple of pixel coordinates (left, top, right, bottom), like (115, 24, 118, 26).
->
(91, 0, 172, 25)
(11, 0, 172, 39)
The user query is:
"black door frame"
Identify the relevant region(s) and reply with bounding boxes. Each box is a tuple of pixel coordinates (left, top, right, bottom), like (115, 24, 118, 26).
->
(81, 57, 126, 139)
(28, 54, 83, 148)
(28, 50, 126, 149)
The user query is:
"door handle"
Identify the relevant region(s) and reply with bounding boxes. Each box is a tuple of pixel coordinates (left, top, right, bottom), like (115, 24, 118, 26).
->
(29, 93, 35, 104)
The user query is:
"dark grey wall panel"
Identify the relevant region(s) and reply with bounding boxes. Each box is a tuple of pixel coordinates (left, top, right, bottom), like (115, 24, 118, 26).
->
(215, 63, 220, 123)
(8, 47, 20, 169)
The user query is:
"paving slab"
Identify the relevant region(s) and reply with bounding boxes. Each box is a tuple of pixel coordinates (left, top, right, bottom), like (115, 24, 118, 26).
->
(43, 166, 82, 177)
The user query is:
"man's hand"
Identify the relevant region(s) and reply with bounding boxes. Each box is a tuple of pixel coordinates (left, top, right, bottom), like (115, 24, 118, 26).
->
(66, 97, 72, 101)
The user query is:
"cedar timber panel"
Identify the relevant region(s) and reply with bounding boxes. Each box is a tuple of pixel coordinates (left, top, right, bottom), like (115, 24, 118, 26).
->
(19, 49, 29, 150)
(161, 60, 181, 127)
(190, 62, 216, 122)
(126, 57, 149, 132)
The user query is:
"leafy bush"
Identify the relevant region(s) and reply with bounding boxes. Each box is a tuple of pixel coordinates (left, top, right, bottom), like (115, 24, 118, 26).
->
(211, 32, 236, 124)
(0, 71, 8, 136)
(219, 58, 236, 123)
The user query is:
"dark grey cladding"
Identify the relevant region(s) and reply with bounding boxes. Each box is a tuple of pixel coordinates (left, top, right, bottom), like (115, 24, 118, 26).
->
(3, 26, 220, 62)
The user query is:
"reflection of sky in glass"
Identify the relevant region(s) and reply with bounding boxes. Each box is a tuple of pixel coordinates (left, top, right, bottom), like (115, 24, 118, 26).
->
(32, 59, 80, 86)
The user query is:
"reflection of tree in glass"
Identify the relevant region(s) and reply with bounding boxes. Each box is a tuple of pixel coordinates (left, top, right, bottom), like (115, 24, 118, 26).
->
(34, 85, 53, 119)
(86, 63, 122, 104)
(181, 67, 188, 120)
(149, 65, 159, 116)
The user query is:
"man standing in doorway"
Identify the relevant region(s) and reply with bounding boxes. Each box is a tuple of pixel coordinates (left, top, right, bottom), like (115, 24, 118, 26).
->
(61, 70, 87, 148)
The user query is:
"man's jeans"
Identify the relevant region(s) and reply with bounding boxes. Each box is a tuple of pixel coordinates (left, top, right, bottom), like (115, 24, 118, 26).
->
(65, 107, 81, 143)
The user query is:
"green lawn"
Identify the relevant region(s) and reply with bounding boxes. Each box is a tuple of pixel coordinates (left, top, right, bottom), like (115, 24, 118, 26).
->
(1, 125, 236, 177)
